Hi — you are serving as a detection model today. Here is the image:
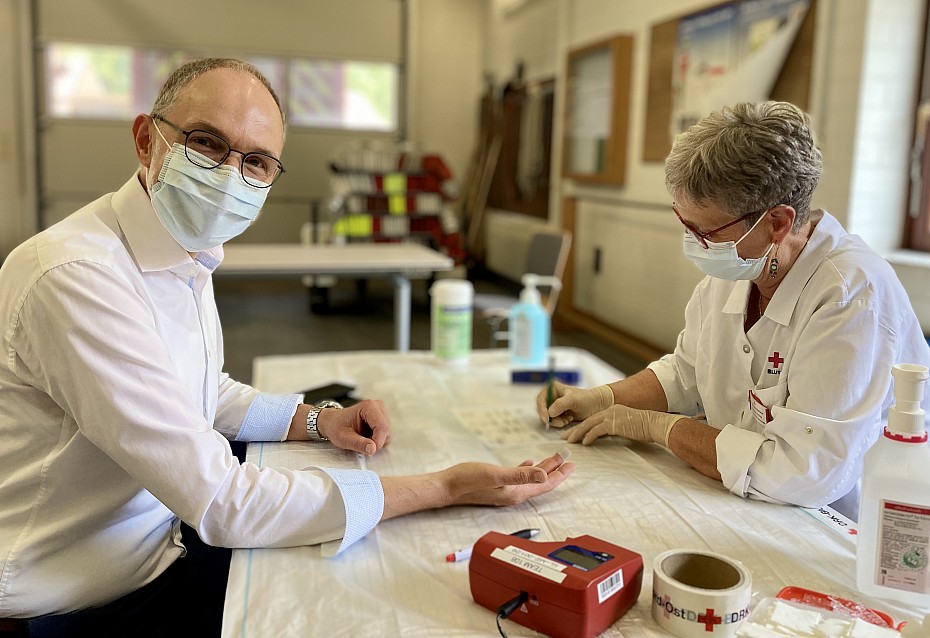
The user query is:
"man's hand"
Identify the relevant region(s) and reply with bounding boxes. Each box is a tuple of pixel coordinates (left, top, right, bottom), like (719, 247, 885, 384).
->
(536, 382, 613, 428)
(380, 450, 575, 520)
(318, 399, 391, 456)
(562, 404, 687, 447)
(443, 450, 576, 507)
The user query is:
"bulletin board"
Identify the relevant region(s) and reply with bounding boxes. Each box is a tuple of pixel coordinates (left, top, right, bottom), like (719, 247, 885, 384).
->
(643, 0, 817, 162)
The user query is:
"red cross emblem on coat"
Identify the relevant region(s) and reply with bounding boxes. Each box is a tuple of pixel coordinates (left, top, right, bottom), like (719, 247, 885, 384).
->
(768, 352, 784, 368)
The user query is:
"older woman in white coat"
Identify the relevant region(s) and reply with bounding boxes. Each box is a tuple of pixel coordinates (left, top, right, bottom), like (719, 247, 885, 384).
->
(539, 101, 930, 519)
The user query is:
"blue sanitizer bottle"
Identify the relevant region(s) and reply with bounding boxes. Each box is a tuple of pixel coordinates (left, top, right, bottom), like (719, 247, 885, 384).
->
(509, 274, 560, 369)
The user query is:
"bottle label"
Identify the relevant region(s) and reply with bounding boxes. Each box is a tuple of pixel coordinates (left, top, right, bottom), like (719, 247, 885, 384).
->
(432, 305, 472, 360)
(513, 314, 532, 360)
(874, 499, 930, 594)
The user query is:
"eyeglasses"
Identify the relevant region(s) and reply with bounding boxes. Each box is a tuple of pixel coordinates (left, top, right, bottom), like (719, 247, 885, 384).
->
(673, 205, 765, 249)
(152, 115, 284, 188)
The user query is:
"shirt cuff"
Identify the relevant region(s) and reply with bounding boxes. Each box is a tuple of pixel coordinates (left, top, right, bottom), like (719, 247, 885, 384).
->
(236, 393, 302, 442)
(318, 467, 384, 555)
(647, 357, 684, 409)
(715, 424, 764, 497)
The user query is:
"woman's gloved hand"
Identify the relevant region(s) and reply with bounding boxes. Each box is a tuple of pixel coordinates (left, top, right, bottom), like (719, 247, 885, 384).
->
(536, 382, 614, 428)
(561, 404, 687, 447)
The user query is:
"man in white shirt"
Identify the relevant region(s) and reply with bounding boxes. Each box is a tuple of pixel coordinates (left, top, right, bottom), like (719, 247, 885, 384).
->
(539, 101, 929, 519)
(0, 58, 574, 637)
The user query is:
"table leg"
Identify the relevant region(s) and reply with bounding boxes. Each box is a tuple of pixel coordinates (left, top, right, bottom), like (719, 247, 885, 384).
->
(394, 275, 411, 352)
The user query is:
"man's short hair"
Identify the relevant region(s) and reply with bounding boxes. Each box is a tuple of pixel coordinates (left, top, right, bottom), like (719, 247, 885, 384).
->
(150, 58, 286, 129)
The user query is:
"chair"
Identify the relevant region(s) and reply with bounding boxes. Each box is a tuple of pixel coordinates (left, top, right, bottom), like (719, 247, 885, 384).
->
(472, 229, 572, 347)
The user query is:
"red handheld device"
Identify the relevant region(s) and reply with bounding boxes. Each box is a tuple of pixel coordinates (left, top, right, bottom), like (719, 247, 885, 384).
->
(469, 532, 643, 638)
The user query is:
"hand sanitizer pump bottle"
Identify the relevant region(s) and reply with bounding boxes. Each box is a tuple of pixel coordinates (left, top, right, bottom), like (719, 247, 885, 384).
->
(856, 363, 930, 606)
(509, 274, 560, 369)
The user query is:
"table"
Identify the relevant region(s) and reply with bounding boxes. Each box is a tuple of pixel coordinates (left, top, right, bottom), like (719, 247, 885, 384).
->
(222, 348, 926, 637)
(216, 243, 454, 351)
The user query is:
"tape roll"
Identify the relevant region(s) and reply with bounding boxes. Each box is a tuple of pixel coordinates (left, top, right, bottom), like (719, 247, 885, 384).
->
(651, 549, 752, 638)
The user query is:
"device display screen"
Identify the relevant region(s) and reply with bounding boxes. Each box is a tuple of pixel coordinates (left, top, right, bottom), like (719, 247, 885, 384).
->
(550, 546, 613, 571)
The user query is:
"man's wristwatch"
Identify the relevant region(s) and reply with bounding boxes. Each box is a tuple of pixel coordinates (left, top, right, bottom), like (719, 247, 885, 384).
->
(306, 400, 343, 442)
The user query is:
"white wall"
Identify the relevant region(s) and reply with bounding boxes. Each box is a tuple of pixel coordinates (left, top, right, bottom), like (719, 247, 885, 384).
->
(482, 0, 929, 352)
(406, 0, 486, 189)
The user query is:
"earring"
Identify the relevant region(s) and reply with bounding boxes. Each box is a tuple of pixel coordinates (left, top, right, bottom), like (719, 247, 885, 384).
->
(769, 256, 779, 279)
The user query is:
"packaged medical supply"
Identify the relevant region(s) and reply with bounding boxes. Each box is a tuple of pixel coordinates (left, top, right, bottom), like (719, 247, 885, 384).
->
(736, 597, 901, 638)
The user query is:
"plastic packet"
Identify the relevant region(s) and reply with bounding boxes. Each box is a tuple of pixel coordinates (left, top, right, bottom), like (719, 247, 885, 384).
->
(736, 588, 901, 638)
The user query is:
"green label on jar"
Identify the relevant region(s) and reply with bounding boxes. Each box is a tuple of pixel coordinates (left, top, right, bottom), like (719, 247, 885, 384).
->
(432, 305, 472, 360)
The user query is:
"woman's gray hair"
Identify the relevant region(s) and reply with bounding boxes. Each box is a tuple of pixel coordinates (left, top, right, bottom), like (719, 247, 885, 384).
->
(150, 58, 286, 129)
(665, 101, 822, 230)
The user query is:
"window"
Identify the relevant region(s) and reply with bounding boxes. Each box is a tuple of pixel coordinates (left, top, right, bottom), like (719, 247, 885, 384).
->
(44, 42, 398, 133)
(287, 59, 397, 131)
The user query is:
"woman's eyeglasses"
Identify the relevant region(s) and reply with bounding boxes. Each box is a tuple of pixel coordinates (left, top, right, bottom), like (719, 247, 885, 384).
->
(673, 205, 765, 248)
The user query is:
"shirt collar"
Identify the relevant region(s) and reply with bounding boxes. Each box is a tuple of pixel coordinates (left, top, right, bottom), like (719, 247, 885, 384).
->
(719, 210, 840, 324)
(722, 280, 753, 314)
(114, 171, 223, 273)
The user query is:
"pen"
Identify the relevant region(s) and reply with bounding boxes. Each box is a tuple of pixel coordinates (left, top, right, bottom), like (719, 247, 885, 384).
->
(445, 528, 540, 563)
(546, 354, 555, 430)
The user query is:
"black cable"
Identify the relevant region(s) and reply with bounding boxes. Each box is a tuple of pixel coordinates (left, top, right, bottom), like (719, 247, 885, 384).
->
(495, 591, 529, 638)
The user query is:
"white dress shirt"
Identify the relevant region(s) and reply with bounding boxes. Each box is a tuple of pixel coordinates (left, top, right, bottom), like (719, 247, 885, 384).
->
(0, 174, 384, 617)
(649, 210, 930, 509)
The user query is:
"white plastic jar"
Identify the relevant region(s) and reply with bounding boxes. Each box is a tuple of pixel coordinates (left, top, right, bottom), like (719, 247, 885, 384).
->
(429, 279, 473, 364)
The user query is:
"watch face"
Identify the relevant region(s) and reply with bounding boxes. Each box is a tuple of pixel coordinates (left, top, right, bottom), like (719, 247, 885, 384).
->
(318, 400, 343, 410)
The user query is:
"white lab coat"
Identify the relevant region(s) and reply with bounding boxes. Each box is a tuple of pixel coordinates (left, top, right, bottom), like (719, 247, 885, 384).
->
(649, 210, 930, 511)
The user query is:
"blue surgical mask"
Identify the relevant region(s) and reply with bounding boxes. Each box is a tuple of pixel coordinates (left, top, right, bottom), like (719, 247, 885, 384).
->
(149, 143, 268, 252)
(682, 212, 773, 281)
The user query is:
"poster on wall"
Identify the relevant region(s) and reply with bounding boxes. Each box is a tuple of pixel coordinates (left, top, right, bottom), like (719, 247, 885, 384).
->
(670, 0, 810, 138)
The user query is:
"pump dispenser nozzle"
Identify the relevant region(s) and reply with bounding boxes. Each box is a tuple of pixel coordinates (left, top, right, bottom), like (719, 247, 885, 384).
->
(888, 363, 929, 437)
(520, 274, 562, 306)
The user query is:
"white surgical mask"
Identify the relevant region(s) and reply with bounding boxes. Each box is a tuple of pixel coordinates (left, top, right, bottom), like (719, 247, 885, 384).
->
(149, 143, 268, 252)
(682, 212, 773, 281)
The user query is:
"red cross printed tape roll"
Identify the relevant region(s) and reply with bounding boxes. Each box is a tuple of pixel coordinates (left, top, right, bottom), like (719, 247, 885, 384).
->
(651, 549, 753, 637)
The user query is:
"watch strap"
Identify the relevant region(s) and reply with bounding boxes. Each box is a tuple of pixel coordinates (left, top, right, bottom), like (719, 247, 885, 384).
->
(306, 400, 343, 442)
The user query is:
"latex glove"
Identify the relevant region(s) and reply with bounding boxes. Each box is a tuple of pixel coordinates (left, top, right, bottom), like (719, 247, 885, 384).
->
(562, 404, 688, 447)
(536, 382, 614, 428)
